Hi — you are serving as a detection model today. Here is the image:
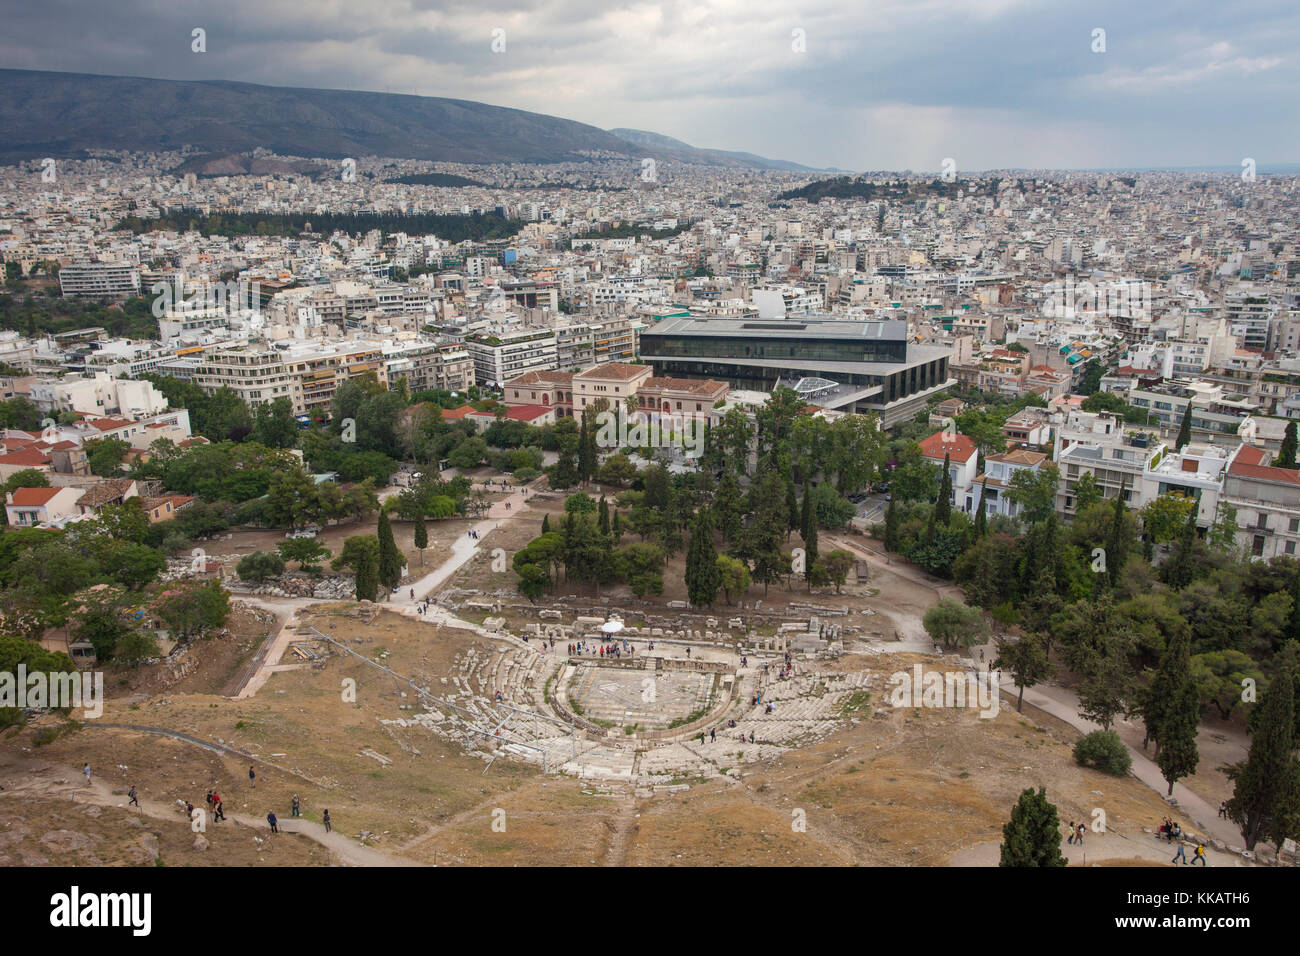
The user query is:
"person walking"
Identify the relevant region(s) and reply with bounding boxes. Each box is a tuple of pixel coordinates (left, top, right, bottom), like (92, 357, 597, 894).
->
(83, 763, 91, 786)
(128, 786, 139, 807)
(1075, 823, 1085, 846)
(1192, 844, 1207, 866)
(1172, 842, 1187, 864)
(267, 811, 278, 834)
(249, 766, 256, 789)
(1067, 821, 1075, 844)
(291, 794, 300, 818)
(212, 793, 225, 822)
(322, 809, 332, 833)
(1218, 801, 1227, 819)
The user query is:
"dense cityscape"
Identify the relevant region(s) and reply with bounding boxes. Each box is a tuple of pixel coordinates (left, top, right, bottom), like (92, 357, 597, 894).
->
(0, 0, 1295, 932)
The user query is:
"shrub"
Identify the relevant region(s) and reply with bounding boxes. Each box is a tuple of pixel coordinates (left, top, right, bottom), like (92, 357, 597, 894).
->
(236, 550, 285, 582)
(1073, 730, 1132, 775)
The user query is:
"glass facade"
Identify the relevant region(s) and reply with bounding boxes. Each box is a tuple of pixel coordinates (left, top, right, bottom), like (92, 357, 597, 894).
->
(641, 333, 908, 364)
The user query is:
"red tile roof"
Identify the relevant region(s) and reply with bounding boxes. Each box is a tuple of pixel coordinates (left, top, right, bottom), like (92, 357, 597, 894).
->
(918, 432, 978, 463)
(9, 487, 61, 507)
(1229, 445, 1300, 484)
(86, 418, 132, 431)
(0, 448, 53, 466)
(439, 405, 477, 420)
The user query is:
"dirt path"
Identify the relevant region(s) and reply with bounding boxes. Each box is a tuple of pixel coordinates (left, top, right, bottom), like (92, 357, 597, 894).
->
(949, 829, 1249, 867)
(0, 753, 416, 867)
(600, 790, 640, 866)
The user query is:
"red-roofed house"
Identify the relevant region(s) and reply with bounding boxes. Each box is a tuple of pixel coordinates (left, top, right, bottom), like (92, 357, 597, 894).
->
(467, 404, 556, 431)
(0, 446, 54, 480)
(1224, 444, 1300, 558)
(918, 432, 980, 513)
(5, 486, 82, 527)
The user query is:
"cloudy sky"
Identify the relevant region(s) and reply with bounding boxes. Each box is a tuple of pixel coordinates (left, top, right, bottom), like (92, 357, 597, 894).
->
(2, 0, 1297, 171)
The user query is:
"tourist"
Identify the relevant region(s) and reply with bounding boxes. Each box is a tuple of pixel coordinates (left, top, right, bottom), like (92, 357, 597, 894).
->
(1067, 821, 1075, 844)
(1218, 801, 1227, 819)
(268, 811, 279, 834)
(323, 809, 331, 833)
(83, 763, 91, 786)
(748, 731, 755, 743)
(291, 794, 301, 818)
(212, 793, 225, 822)
(249, 766, 256, 789)
(185, 801, 195, 819)
(710, 728, 716, 742)
(410, 588, 415, 600)
(1192, 844, 1207, 866)
(128, 786, 139, 807)
(1172, 842, 1187, 864)
(1075, 823, 1085, 845)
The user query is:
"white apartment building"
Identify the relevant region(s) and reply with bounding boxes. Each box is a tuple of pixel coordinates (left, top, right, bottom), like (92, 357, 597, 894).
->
(29, 372, 168, 418)
(59, 262, 141, 298)
(465, 327, 558, 389)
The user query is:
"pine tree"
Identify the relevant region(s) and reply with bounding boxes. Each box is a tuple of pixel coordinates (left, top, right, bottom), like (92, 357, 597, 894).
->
(1152, 631, 1200, 793)
(935, 452, 953, 525)
(999, 787, 1067, 867)
(884, 496, 900, 552)
(1276, 421, 1298, 469)
(801, 489, 818, 590)
(541, 513, 551, 534)
(1176, 400, 1193, 451)
(413, 510, 427, 566)
(376, 511, 402, 592)
(1226, 651, 1296, 850)
(974, 481, 988, 536)
(685, 507, 721, 607)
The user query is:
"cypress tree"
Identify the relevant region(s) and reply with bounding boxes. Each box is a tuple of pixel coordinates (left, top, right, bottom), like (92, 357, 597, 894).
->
(999, 787, 1067, 867)
(413, 510, 428, 566)
(1226, 650, 1296, 850)
(935, 452, 952, 525)
(1152, 631, 1200, 793)
(1176, 400, 1193, 451)
(578, 416, 593, 485)
(974, 481, 988, 536)
(685, 507, 721, 607)
(377, 511, 402, 591)
(612, 509, 622, 544)
(785, 479, 799, 539)
(884, 496, 900, 552)
(1104, 478, 1128, 589)
(598, 495, 611, 537)
(541, 513, 551, 534)
(1276, 421, 1298, 469)
(801, 489, 818, 589)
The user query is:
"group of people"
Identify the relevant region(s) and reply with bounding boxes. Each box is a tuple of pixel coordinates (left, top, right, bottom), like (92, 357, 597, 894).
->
(567, 640, 632, 659)
(1065, 821, 1087, 845)
(1157, 818, 1182, 842)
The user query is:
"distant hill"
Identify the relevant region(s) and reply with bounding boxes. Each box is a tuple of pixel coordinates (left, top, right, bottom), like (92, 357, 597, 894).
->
(0, 69, 642, 166)
(607, 128, 819, 171)
(0, 69, 817, 173)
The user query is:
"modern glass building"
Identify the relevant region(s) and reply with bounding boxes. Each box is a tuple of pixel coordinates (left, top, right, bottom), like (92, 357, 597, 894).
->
(640, 315, 953, 427)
